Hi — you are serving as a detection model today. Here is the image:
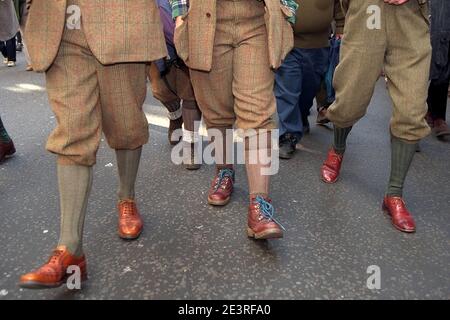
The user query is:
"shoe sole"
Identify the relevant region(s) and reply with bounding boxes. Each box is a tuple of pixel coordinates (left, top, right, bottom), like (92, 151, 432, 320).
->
(185, 164, 201, 171)
(118, 230, 142, 240)
(381, 204, 416, 233)
(0, 150, 16, 163)
(247, 227, 283, 240)
(208, 196, 231, 206)
(321, 174, 339, 184)
(435, 131, 450, 138)
(19, 275, 88, 290)
(279, 153, 294, 160)
(119, 232, 142, 241)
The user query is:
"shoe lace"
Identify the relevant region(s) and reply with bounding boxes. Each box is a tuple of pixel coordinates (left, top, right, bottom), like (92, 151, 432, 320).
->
(49, 249, 63, 264)
(254, 196, 286, 231)
(213, 169, 234, 192)
(122, 202, 136, 216)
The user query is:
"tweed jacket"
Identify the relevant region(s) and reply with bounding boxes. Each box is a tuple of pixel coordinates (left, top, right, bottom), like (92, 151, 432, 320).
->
(24, 0, 168, 72)
(173, 0, 294, 72)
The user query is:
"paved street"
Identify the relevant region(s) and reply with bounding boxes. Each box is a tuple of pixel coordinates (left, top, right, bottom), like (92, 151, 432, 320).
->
(1, 53, 449, 300)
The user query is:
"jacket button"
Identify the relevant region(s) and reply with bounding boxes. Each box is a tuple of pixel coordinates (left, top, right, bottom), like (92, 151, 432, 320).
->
(206, 12, 211, 18)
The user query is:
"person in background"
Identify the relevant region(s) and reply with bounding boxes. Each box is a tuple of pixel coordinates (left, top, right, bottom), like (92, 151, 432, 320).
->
(321, 0, 432, 233)
(0, 0, 19, 67)
(15, 0, 32, 70)
(426, 0, 450, 139)
(149, 0, 202, 170)
(275, 0, 344, 159)
(0, 115, 15, 163)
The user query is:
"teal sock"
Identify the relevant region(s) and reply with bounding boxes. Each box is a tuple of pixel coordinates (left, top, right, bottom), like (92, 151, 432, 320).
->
(333, 125, 352, 154)
(0, 116, 12, 143)
(386, 137, 417, 197)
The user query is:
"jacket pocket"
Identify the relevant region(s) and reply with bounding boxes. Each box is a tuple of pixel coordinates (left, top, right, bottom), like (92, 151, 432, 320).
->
(418, 0, 430, 26)
(174, 13, 189, 63)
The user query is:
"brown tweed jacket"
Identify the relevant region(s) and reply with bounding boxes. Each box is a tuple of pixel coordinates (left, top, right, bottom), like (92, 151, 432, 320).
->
(24, 0, 168, 72)
(174, 0, 294, 72)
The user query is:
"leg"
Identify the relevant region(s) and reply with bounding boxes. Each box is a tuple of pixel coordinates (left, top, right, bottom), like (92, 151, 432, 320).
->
(19, 27, 99, 289)
(322, 0, 386, 183)
(6, 37, 16, 64)
(176, 65, 202, 170)
(298, 47, 330, 133)
(149, 63, 183, 145)
(45, 28, 101, 254)
(274, 49, 303, 159)
(98, 62, 149, 240)
(382, 1, 432, 233)
(189, 5, 236, 205)
(231, 1, 283, 239)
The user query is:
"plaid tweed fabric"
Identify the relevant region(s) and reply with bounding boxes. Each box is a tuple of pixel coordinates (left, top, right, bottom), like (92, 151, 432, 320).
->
(46, 14, 149, 166)
(327, 0, 431, 141)
(149, 63, 196, 103)
(173, 0, 293, 72)
(25, 0, 167, 72)
(189, 0, 277, 131)
(170, 0, 298, 22)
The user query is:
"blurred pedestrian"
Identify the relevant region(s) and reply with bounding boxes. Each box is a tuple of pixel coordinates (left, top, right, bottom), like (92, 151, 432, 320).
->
(149, 0, 202, 170)
(426, 0, 450, 139)
(0, 0, 19, 67)
(15, 0, 32, 70)
(275, 0, 344, 159)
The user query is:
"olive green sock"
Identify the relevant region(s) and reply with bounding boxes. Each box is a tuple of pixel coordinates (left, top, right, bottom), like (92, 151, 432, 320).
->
(333, 125, 352, 154)
(386, 137, 417, 197)
(57, 164, 93, 257)
(116, 148, 142, 200)
(0, 116, 12, 143)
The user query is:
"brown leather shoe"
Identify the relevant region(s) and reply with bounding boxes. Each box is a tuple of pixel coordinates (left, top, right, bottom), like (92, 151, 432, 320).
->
(168, 117, 183, 145)
(382, 196, 416, 233)
(0, 140, 16, 162)
(321, 148, 344, 184)
(247, 196, 284, 240)
(19, 246, 87, 289)
(207, 168, 234, 206)
(433, 119, 450, 138)
(118, 200, 143, 240)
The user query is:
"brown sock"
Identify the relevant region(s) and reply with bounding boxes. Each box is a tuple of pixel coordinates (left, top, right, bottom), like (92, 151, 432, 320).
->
(182, 100, 202, 132)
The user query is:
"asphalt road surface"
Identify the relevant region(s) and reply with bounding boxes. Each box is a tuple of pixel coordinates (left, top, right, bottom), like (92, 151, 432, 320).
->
(1, 53, 449, 300)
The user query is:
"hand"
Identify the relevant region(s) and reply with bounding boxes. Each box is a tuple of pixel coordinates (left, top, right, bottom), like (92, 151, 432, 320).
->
(383, 0, 409, 5)
(335, 34, 343, 40)
(175, 16, 184, 29)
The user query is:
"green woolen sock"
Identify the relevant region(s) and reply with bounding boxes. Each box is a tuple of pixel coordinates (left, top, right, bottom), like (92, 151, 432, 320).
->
(386, 137, 418, 197)
(116, 147, 142, 200)
(0, 116, 12, 143)
(57, 164, 93, 257)
(333, 125, 352, 154)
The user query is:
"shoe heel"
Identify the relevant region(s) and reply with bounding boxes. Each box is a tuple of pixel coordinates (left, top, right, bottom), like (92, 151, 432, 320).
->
(247, 227, 255, 238)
